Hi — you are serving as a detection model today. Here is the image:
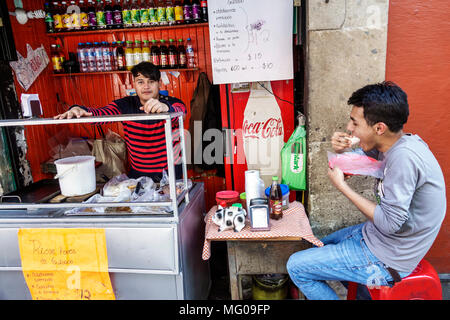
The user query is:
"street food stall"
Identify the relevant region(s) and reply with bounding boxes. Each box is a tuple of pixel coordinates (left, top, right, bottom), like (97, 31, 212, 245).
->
(0, 113, 210, 300)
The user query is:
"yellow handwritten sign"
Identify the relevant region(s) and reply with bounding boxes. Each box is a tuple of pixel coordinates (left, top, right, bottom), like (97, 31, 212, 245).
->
(18, 228, 115, 300)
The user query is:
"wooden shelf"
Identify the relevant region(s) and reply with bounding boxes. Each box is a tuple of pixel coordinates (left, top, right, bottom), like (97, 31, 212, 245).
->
(47, 22, 209, 37)
(52, 68, 198, 76)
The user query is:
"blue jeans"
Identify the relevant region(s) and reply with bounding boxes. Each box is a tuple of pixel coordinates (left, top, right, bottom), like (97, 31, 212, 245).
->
(286, 223, 410, 300)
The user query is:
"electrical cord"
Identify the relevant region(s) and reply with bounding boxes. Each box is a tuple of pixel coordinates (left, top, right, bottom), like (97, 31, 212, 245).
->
(256, 81, 294, 105)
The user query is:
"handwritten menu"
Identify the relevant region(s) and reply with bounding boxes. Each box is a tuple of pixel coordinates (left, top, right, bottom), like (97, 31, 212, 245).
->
(208, 0, 293, 84)
(18, 228, 115, 300)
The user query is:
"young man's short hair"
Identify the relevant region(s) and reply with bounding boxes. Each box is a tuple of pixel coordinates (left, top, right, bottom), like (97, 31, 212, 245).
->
(131, 62, 161, 81)
(348, 81, 409, 132)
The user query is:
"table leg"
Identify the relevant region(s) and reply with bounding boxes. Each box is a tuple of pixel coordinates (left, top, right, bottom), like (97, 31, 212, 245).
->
(227, 242, 241, 300)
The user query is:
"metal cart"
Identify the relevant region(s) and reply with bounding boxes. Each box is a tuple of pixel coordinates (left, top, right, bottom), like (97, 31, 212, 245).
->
(0, 113, 211, 299)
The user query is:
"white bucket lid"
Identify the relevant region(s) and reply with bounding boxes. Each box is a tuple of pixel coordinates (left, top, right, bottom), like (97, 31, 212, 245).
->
(54, 155, 95, 165)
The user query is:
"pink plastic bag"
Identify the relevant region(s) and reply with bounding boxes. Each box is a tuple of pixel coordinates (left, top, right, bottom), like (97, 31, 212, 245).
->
(327, 151, 384, 178)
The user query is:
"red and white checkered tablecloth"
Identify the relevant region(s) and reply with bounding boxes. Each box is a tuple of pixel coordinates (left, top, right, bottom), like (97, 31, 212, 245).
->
(202, 201, 323, 260)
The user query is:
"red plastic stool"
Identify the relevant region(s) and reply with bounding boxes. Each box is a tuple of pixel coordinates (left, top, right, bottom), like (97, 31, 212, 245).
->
(347, 259, 442, 300)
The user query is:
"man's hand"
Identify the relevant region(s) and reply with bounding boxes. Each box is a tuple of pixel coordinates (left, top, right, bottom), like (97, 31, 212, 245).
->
(139, 98, 169, 114)
(328, 166, 347, 191)
(53, 106, 93, 119)
(331, 131, 352, 153)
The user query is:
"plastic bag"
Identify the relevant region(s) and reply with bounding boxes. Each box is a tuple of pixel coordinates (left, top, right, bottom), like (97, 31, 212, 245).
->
(281, 124, 307, 190)
(327, 151, 384, 179)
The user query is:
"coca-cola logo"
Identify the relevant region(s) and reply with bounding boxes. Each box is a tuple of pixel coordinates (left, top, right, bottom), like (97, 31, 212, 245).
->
(243, 117, 283, 139)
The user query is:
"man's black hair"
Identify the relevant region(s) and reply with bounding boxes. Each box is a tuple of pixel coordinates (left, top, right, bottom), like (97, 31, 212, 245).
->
(347, 81, 409, 132)
(131, 62, 161, 81)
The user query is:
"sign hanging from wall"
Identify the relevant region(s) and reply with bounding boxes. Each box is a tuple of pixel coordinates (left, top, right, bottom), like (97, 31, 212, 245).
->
(9, 44, 49, 92)
(208, 0, 293, 84)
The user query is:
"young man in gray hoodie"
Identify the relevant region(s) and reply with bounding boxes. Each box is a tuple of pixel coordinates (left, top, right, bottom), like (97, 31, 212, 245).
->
(287, 82, 446, 300)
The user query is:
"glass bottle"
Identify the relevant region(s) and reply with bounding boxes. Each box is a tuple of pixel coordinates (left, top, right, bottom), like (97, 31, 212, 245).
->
(122, 0, 132, 28)
(183, 0, 192, 24)
(115, 41, 126, 70)
(156, 0, 167, 25)
(166, 0, 175, 26)
(142, 40, 151, 62)
(177, 38, 186, 68)
(51, 44, 62, 73)
(133, 40, 143, 66)
(174, 0, 184, 24)
(131, 0, 141, 27)
(269, 176, 283, 220)
(87, 0, 97, 29)
(104, 0, 114, 28)
(96, 0, 106, 29)
(148, 0, 157, 26)
(44, 2, 55, 33)
(112, 0, 123, 28)
(191, 0, 200, 23)
(168, 38, 178, 68)
(159, 39, 168, 68)
(200, 0, 208, 22)
(150, 39, 160, 66)
(125, 40, 134, 70)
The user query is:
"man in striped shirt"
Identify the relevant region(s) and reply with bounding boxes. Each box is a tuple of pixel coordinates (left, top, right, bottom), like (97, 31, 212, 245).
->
(54, 62, 186, 182)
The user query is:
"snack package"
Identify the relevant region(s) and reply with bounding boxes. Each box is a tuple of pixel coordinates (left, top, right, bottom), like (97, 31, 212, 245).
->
(327, 151, 384, 179)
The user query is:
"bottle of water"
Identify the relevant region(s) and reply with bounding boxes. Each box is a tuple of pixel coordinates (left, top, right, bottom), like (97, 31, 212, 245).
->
(94, 42, 104, 71)
(102, 41, 112, 71)
(86, 42, 96, 72)
(186, 37, 195, 68)
(77, 42, 89, 73)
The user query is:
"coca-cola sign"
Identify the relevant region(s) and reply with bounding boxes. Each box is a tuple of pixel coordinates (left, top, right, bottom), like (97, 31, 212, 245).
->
(243, 117, 283, 139)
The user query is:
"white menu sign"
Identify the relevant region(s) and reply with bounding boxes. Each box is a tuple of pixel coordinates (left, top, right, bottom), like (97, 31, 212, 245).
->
(208, 0, 293, 84)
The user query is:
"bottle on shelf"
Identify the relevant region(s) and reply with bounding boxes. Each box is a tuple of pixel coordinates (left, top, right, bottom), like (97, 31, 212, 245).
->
(112, 0, 123, 28)
(159, 39, 168, 68)
(57, 44, 66, 71)
(166, 0, 175, 26)
(87, 0, 97, 30)
(150, 39, 160, 66)
(77, 42, 89, 72)
(200, 0, 208, 22)
(124, 40, 134, 70)
(53, 1, 63, 32)
(51, 44, 63, 73)
(269, 176, 283, 220)
(140, 0, 150, 27)
(156, 0, 167, 26)
(115, 41, 126, 70)
(44, 2, 55, 33)
(186, 37, 195, 68)
(130, 0, 141, 27)
(183, 0, 192, 24)
(110, 41, 117, 70)
(79, 0, 90, 30)
(148, 0, 158, 26)
(94, 42, 105, 71)
(191, 0, 200, 23)
(174, 0, 184, 25)
(96, 0, 106, 29)
(168, 38, 178, 68)
(133, 40, 143, 66)
(70, 0, 81, 30)
(102, 41, 112, 71)
(61, 1, 72, 31)
(142, 40, 151, 62)
(104, 0, 114, 28)
(177, 38, 186, 68)
(86, 42, 96, 72)
(122, 0, 132, 28)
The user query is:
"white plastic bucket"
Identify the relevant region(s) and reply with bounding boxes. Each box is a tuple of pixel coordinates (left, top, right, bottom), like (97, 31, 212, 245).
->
(54, 155, 96, 196)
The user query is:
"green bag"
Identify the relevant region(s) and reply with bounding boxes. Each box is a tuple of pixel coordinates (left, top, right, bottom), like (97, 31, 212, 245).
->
(281, 123, 307, 191)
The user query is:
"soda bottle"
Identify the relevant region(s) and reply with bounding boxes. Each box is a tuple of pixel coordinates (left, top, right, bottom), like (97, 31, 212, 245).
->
(44, 3, 54, 33)
(122, 0, 132, 28)
(53, 2, 63, 32)
(140, 0, 150, 26)
(269, 176, 283, 220)
(69, 0, 81, 30)
(133, 40, 143, 66)
(186, 37, 195, 68)
(94, 42, 104, 71)
(131, 0, 141, 27)
(174, 0, 184, 25)
(77, 42, 89, 72)
(156, 0, 167, 25)
(102, 41, 112, 71)
(166, 0, 175, 26)
(104, 0, 114, 28)
(79, 0, 90, 30)
(159, 39, 168, 68)
(85, 42, 96, 72)
(148, 0, 157, 26)
(168, 38, 178, 68)
(112, 0, 123, 28)
(61, 1, 72, 31)
(115, 41, 126, 70)
(57, 44, 66, 70)
(51, 44, 62, 73)
(87, 0, 97, 29)
(183, 0, 192, 24)
(177, 38, 186, 68)
(150, 39, 160, 66)
(124, 40, 134, 70)
(200, 0, 208, 22)
(191, 0, 200, 23)
(96, 0, 106, 29)
(142, 40, 150, 62)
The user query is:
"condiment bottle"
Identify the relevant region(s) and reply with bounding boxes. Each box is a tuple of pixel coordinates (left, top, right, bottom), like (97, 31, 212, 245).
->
(150, 39, 160, 66)
(125, 40, 134, 70)
(177, 38, 186, 68)
(159, 39, 168, 68)
(269, 176, 283, 220)
(142, 40, 151, 62)
(133, 40, 143, 66)
(168, 38, 178, 68)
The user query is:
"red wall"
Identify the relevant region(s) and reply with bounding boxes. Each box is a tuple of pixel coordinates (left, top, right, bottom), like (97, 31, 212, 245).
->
(386, 0, 450, 272)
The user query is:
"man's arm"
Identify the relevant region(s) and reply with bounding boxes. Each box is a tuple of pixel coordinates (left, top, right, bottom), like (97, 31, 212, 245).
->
(53, 102, 122, 119)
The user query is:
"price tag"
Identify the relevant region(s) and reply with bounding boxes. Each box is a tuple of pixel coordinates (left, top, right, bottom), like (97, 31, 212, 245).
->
(18, 228, 115, 300)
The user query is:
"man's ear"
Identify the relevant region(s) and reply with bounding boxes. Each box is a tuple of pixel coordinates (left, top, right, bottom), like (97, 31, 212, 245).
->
(374, 122, 388, 135)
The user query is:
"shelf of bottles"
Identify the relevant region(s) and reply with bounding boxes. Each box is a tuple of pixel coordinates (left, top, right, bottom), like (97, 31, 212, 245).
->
(52, 68, 197, 76)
